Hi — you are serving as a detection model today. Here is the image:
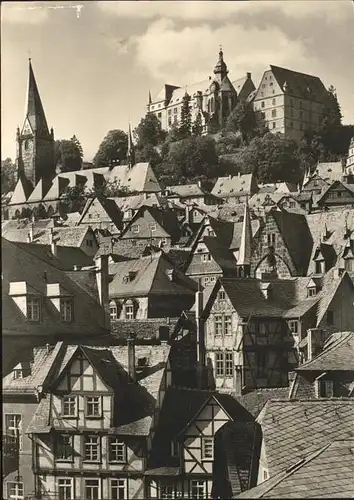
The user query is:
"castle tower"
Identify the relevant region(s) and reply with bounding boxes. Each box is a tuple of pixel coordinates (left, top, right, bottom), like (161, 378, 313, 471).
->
(16, 59, 55, 189)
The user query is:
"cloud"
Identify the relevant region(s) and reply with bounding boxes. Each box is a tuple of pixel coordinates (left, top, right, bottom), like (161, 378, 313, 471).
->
(1, 2, 49, 25)
(98, 0, 351, 22)
(128, 18, 320, 85)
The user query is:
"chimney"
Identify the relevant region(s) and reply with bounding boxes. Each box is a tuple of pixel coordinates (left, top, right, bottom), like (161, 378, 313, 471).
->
(185, 205, 191, 224)
(94, 255, 110, 329)
(127, 333, 136, 382)
(29, 222, 34, 242)
(235, 365, 242, 396)
(195, 286, 206, 389)
(307, 328, 323, 361)
(49, 228, 57, 257)
(247, 72, 251, 79)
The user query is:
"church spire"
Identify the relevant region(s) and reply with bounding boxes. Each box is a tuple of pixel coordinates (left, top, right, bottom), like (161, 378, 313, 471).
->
(25, 59, 50, 136)
(148, 90, 152, 104)
(213, 45, 228, 82)
(127, 123, 135, 168)
(237, 198, 252, 276)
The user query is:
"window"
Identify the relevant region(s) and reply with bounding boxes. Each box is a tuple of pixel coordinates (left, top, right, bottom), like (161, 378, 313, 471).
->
(257, 350, 268, 378)
(262, 84, 266, 88)
(261, 101, 265, 108)
(125, 304, 134, 319)
(109, 438, 126, 462)
(263, 470, 268, 481)
(58, 478, 73, 500)
(168, 109, 172, 115)
(315, 260, 325, 274)
(215, 315, 223, 336)
(191, 480, 206, 499)
(168, 117, 172, 126)
(13, 369, 23, 380)
(132, 224, 140, 233)
(60, 298, 73, 322)
(56, 434, 73, 461)
(84, 436, 100, 462)
(87, 239, 93, 247)
(272, 109, 277, 117)
(27, 296, 40, 321)
(5, 414, 22, 451)
(218, 290, 226, 300)
(111, 479, 127, 500)
(289, 320, 299, 334)
(289, 201, 296, 208)
(326, 311, 334, 325)
(158, 112, 162, 119)
(319, 379, 334, 398)
(215, 351, 233, 377)
(85, 479, 100, 500)
(160, 484, 175, 499)
(345, 259, 353, 271)
(272, 98, 276, 105)
(7, 482, 24, 500)
(149, 223, 156, 232)
(201, 253, 212, 262)
(224, 315, 232, 335)
(267, 233, 276, 246)
(307, 287, 316, 297)
(62, 396, 77, 417)
(174, 107, 177, 114)
(110, 302, 118, 320)
(202, 437, 214, 460)
(272, 122, 276, 129)
(85, 397, 101, 417)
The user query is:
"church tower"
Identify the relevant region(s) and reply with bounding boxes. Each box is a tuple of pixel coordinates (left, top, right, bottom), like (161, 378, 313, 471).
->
(213, 46, 229, 83)
(16, 59, 55, 189)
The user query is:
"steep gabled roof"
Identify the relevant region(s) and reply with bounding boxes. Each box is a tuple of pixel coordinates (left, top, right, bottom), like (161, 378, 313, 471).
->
(9, 177, 33, 204)
(257, 399, 354, 476)
(78, 196, 123, 231)
(109, 251, 197, 298)
(269, 65, 328, 102)
(236, 439, 354, 499)
(297, 331, 354, 372)
(121, 205, 181, 242)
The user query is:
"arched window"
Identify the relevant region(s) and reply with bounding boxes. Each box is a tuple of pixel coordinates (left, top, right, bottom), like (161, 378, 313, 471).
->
(109, 301, 118, 320)
(24, 139, 30, 150)
(14, 209, 21, 219)
(124, 299, 136, 319)
(47, 205, 54, 218)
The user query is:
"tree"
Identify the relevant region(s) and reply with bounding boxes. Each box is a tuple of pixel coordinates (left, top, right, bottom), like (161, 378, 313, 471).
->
(93, 129, 128, 168)
(192, 112, 203, 137)
(55, 139, 83, 172)
(134, 113, 166, 149)
(239, 132, 301, 183)
(178, 92, 192, 139)
(70, 135, 84, 159)
(226, 101, 267, 143)
(60, 184, 87, 213)
(321, 85, 342, 129)
(135, 144, 162, 170)
(158, 136, 219, 185)
(1, 158, 17, 194)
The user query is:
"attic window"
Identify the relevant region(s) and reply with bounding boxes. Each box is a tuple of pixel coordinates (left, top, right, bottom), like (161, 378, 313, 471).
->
(307, 287, 317, 297)
(13, 369, 23, 380)
(166, 269, 175, 281)
(137, 357, 148, 368)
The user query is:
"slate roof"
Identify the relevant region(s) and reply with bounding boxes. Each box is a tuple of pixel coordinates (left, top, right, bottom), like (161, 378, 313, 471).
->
(271, 210, 313, 275)
(257, 399, 354, 476)
(167, 184, 206, 198)
(236, 388, 290, 418)
(26, 60, 50, 135)
(109, 250, 198, 298)
(2, 239, 108, 342)
(78, 196, 123, 230)
(269, 65, 328, 102)
(121, 206, 181, 242)
(186, 237, 238, 276)
(2, 223, 94, 248)
(212, 174, 255, 198)
(297, 331, 354, 372)
(236, 439, 354, 498)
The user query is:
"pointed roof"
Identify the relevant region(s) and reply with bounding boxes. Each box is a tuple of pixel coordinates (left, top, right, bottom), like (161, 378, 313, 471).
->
(237, 200, 252, 266)
(214, 46, 228, 77)
(25, 59, 50, 136)
(127, 123, 135, 168)
(9, 177, 33, 205)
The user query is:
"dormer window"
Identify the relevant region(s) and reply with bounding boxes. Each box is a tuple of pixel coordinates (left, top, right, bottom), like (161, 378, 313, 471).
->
(13, 369, 23, 380)
(60, 298, 73, 322)
(315, 260, 325, 274)
(27, 296, 41, 322)
(307, 287, 317, 297)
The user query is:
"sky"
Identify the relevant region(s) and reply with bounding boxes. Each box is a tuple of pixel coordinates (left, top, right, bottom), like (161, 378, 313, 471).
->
(2, 0, 354, 161)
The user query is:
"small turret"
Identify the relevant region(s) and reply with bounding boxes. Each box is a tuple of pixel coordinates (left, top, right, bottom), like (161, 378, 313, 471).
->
(213, 45, 228, 82)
